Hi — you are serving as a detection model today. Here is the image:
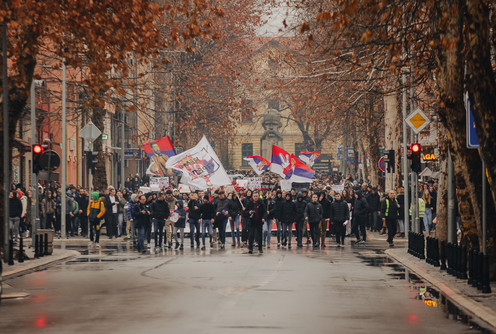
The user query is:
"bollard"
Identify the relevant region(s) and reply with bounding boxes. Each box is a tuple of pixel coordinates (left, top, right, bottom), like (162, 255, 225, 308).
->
(454, 245, 460, 278)
(34, 234, 39, 258)
(447, 243, 453, 275)
(433, 238, 440, 267)
(467, 248, 473, 284)
(426, 237, 431, 264)
(18, 234, 24, 263)
(8, 239, 14, 265)
(460, 246, 467, 279)
(477, 253, 484, 291)
(481, 254, 492, 294)
(38, 233, 44, 258)
(420, 234, 425, 259)
(44, 233, 49, 256)
(408, 232, 412, 255)
(440, 241, 447, 270)
(472, 250, 479, 288)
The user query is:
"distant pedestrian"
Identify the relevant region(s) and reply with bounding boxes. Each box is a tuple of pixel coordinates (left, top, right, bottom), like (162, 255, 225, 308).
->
(381, 190, 400, 248)
(87, 192, 105, 248)
(247, 191, 266, 254)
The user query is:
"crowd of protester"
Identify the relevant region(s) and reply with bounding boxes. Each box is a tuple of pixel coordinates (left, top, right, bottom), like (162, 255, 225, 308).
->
(8, 171, 441, 253)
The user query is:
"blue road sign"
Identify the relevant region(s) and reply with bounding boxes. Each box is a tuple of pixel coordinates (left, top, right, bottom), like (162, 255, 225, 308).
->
(346, 148, 355, 162)
(465, 93, 480, 149)
(337, 147, 343, 161)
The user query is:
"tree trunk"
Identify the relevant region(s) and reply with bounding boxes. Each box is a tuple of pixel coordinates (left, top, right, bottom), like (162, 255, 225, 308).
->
(435, 132, 449, 242)
(384, 91, 400, 191)
(91, 102, 108, 191)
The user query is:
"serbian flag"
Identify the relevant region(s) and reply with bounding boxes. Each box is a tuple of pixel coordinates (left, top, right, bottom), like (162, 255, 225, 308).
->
(144, 136, 176, 176)
(299, 151, 320, 167)
(270, 145, 291, 177)
(244, 155, 271, 175)
(283, 154, 315, 183)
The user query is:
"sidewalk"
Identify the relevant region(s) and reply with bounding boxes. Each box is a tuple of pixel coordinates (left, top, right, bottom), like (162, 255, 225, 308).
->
(2, 247, 79, 280)
(386, 247, 496, 332)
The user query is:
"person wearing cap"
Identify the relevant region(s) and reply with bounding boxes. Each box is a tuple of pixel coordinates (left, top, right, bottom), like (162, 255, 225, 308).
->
(87, 192, 106, 247)
(164, 189, 177, 248)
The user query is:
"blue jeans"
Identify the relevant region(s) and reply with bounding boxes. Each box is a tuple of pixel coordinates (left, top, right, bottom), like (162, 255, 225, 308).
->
(263, 219, 272, 245)
(189, 218, 200, 246)
(153, 218, 165, 247)
(202, 219, 213, 245)
(230, 215, 241, 244)
(423, 208, 432, 233)
(219, 218, 228, 245)
(137, 225, 146, 251)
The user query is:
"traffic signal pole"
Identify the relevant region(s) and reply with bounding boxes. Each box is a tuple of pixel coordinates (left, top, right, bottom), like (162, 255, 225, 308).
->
(3, 19, 10, 264)
(31, 81, 40, 246)
(61, 62, 66, 239)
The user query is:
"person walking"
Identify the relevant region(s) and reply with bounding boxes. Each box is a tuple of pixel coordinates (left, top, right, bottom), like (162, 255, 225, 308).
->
(105, 188, 119, 239)
(9, 191, 23, 243)
(213, 190, 230, 249)
(304, 193, 323, 247)
(164, 189, 177, 248)
(352, 191, 369, 244)
(173, 201, 186, 250)
(200, 195, 215, 250)
(133, 195, 151, 253)
(381, 190, 400, 248)
(318, 192, 331, 247)
(229, 192, 242, 247)
(187, 192, 201, 249)
(151, 192, 170, 249)
(280, 193, 296, 248)
(330, 193, 349, 247)
(87, 192, 106, 248)
(247, 191, 266, 254)
(294, 193, 307, 248)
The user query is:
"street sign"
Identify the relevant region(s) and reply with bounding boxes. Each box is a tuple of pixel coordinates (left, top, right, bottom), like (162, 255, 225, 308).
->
(102, 134, 108, 140)
(337, 147, 343, 161)
(39, 150, 61, 171)
(80, 121, 102, 146)
(346, 148, 354, 162)
(379, 157, 386, 172)
(406, 107, 430, 134)
(465, 93, 479, 149)
(124, 148, 141, 160)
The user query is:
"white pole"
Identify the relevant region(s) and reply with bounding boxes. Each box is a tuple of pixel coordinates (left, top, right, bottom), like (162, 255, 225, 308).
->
(61, 62, 67, 238)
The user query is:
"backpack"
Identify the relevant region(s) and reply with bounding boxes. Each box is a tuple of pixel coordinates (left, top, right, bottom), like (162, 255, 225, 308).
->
(88, 201, 101, 221)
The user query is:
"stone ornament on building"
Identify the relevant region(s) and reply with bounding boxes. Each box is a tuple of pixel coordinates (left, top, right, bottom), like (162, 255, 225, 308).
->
(260, 109, 284, 159)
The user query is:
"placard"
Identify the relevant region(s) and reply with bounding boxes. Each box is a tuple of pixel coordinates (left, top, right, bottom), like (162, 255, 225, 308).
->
(280, 180, 292, 192)
(150, 177, 169, 191)
(247, 177, 262, 190)
(331, 184, 344, 193)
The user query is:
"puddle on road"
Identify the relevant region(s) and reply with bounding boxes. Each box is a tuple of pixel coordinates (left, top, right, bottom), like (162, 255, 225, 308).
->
(358, 254, 491, 333)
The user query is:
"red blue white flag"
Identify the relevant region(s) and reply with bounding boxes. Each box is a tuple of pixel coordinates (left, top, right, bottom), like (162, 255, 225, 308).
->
(270, 145, 291, 177)
(298, 151, 320, 167)
(283, 154, 315, 183)
(244, 155, 271, 175)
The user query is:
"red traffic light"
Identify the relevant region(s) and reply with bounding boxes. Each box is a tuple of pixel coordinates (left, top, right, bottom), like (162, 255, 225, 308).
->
(410, 143, 420, 153)
(33, 144, 44, 154)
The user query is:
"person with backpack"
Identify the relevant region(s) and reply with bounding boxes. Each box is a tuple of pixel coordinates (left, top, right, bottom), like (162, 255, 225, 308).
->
(87, 192, 106, 248)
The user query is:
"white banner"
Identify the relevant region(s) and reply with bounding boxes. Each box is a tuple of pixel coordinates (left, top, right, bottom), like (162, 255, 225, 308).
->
(280, 180, 292, 192)
(166, 136, 231, 190)
(150, 177, 169, 191)
(331, 184, 344, 194)
(236, 179, 248, 188)
(247, 177, 262, 190)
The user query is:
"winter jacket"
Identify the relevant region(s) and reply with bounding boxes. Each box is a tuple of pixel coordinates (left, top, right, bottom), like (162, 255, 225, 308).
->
(187, 199, 202, 220)
(200, 201, 216, 220)
(78, 195, 89, 217)
(270, 196, 284, 220)
(330, 199, 350, 223)
(151, 199, 171, 220)
(9, 196, 23, 218)
(229, 197, 243, 219)
(133, 203, 151, 228)
(241, 196, 252, 218)
(87, 198, 106, 220)
(65, 195, 74, 215)
(214, 197, 231, 215)
(367, 192, 381, 212)
(165, 196, 178, 213)
(295, 196, 307, 222)
(280, 198, 296, 224)
(245, 200, 267, 225)
(304, 201, 323, 224)
(42, 197, 56, 216)
(353, 194, 369, 219)
(319, 196, 332, 219)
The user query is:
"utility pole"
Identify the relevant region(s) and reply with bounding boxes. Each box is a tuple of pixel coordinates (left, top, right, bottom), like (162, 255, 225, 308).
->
(61, 62, 67, 239)
(3, 18, 10, 263)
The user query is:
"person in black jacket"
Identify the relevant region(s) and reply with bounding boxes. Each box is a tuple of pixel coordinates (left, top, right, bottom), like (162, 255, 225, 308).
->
(294, 193, 307, 248)
(319, 192, 331, 247)
(352, 191, 369, 243)
(77, 189, 89, 237)
(151, 192, 170, 249)
(200, 195, 215, 250)
(9, 191, 23, 243)
(133, 195, 151, 253)
(272, 191, 284, 246)
(280, 193, 296, 248)
(304, 194, 323, 247)
(330, 193, 350, 246)
(366, 187, 381, 231)
(381, 190, 400, 247)
(247, 191, 267, 254)
(214, 190, 230, 249)
(229, 193, 243, 247)
(187, 192, 202, 249)
(240, 190, 253, 247)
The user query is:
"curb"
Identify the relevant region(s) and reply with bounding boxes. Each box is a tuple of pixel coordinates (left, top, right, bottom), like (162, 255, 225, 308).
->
(386, 248, 496, 331)
(2, 250, 80, 279)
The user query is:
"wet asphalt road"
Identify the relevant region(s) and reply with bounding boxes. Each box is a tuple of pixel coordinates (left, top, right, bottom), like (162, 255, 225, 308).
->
(0, 237, 483, 334)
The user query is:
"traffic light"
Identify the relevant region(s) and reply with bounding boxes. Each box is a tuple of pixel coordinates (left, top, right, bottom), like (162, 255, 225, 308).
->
(87, 152, 98, 174)
(384, 150, 395, 173)
(32, 144, 44, 173)
(410, 143, 421, 173)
